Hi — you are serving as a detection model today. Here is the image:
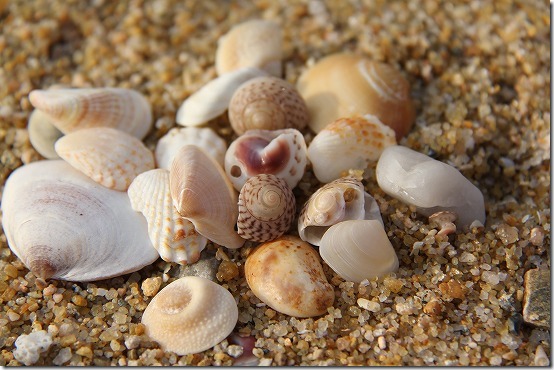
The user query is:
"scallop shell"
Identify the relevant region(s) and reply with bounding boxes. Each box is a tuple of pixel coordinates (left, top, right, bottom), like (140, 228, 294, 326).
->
(224, 128, 308, 191)
(297, 53, 416, 139)
(128, 169, 208, 265)
(215, 19, 282, 77)
(28, 87, 152, 139)
(237, 174, 296, 242)
(0, 160, 158, 282)
(170, 145, 245, 249)
(155, 127, 227, 170)
(176, 67, 269, 127)
(55, 127, 155, 191)
(319, 219, 399, 283)
(27, 109, 63, 159)
(307, 114, 397, 183)
(298, 176, 383, 246)
(141, 276, 238, 355)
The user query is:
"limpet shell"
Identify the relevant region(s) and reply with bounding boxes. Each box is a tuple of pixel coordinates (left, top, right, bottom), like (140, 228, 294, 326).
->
(27, 109, 63, 159)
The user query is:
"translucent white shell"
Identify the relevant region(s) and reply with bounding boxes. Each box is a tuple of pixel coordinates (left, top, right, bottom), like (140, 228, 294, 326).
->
(176, 67, 269, 127)
(28, 87, 152, 139)
(27, 109, 63, 159)
(128, 169, 208, 265)
(319, 220, 399, 283)
(142, 276, 238, 355)
(1, 160, 158, 282)
(307, 114, 397, 183)
(224, 128, 308, 191)
(55, 127, 155, 191)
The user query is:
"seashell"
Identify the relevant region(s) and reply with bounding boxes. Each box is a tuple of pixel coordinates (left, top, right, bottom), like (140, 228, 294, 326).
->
(0, 160, 158, 282)
(224, 128, 308, 191)
(55, 127, 155, 191)
(376, 145, 486, 228)
(170, 145, 245, 249)
(27, 109, 63, 159)
(319, 220, 399, 283)
(215, 19, 282, 77)
(237, 174, 296, 242)
(244, 235, 334, 317)
(141, 276, 238, 355)
(176, 67, 269, 127)
(228, 76, 309, 135)
(307, 114, 397, 183)
(155, 127, 227, 170)
(298, 176, 383, 246)
(28, 87, 152, 139)
(297, 53, 416, 139)
(128, 169, 208, 265)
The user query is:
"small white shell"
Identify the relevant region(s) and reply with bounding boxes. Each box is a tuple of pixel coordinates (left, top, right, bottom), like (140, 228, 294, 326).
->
(224, 128, 308, 191)
(128, 169, 208, 265)
(55, 127, 155, 191)
(319, 220, 399, 283)
(141, 276, 238, 355)
(155, 127, 227, 170)
(27, 109, 63, 159)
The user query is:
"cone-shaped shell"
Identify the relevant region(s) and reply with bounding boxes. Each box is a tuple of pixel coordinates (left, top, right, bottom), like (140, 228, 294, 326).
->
(28, 88, 152, 139)
(170, 145, 245, 249)
(0, 160, 158, 282)
(55, 127, 155, 191)
(27, 109, 63, 159)
(142, 276, 238, 355)
(128, 169, 208, 265)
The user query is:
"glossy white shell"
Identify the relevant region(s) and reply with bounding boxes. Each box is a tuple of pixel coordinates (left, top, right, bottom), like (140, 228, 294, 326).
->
(27, 109, 63, 159)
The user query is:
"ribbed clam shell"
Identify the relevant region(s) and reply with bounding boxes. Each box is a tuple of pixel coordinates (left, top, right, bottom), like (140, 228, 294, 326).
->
(319, 220, 399, 283)
(55, 127, 155, 191)
(298, 176, 383, 246)
(237, 174, 296, 242)
(142, 276, 238, 355)
(170, 145, 245, 249)
(228, 76, 309, 135)
(155, 127, 227, 170)
(128, 169, 207, 265)
(176, 67, 269, 127)
(28, 87, 152, 139)
(27, 109, 63, 159)
(224, 128, 308, 191)
(0, 160, 158, 282)
(215, 19, 282, 77)
(307, 114, 397, 183)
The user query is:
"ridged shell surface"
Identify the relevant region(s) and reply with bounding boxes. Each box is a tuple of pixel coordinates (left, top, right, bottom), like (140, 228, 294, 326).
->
(27, 109, 63, 159)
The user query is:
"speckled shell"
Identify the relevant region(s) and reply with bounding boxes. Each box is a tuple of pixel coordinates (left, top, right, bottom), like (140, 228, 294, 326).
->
(170, 145, 245, 249)
(245, 235, 335, 318)
(298, 176, 383, 246)
(55, 127, 155, 191)
(237, 174, 296, 242)
(27, 109, 63, 159)
(28, 87, 152, 139)
(215, 19, 282, 77)
(297, 53, 415, 139)
(319, 220, 399, 283)
(307, 114, 397, 183)
(142, 276, 238, 355)
(128, 169, 208, 265)
(224, 128, 308, 191)
(228, 76, 309, 135)
(155, 127, 227, 170)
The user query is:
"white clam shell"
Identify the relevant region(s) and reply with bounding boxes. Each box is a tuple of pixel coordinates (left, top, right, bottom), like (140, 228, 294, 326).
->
(376, 145, 486, 228)
(1, 160, 158, 282)
(28, 87, 152, 139)
(142, 276, 238, 355)
(175, 67, 269, 127)
(155, 127, 227, 170)
(319, 220, 399, 283)
(307, 114, 397, 183)
(55, 127, 155, 191)
(27, 109, 63, 159)
(224, 128, 308, 191)
(128, 169, 208, 265)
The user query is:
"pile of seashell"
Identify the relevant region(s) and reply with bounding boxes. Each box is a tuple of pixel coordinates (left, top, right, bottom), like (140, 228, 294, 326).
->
(1, 19, 486, 357)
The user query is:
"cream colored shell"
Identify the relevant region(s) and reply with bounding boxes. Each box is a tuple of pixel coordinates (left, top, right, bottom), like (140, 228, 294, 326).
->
(27, 109, 63, 159)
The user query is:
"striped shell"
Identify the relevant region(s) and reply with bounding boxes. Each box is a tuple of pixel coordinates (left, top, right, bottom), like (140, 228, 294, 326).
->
(27, 109, 63, 159)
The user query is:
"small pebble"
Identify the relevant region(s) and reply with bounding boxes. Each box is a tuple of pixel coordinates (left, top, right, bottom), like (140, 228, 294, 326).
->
(523, 268, 550, 328)
(52, 347, 72, 365)
(76, 346, 93, 359)
(71, 295, 88, 307)
(141, 277, 162, 297)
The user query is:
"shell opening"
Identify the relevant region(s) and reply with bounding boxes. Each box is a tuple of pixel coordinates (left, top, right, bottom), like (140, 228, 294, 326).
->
(230, 165, 242, 178)
(156, 284, 192, 315)
(343, 188, 358, 203)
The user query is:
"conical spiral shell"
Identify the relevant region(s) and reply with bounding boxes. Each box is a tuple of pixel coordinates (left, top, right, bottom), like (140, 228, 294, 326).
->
(237, 174, 296, 242)
(27, 109, 63, 159)
(128, 169, 207, 265)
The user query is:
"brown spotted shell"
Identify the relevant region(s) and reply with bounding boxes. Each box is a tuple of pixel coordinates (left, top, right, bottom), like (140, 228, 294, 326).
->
(237, 174, 296, 242)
